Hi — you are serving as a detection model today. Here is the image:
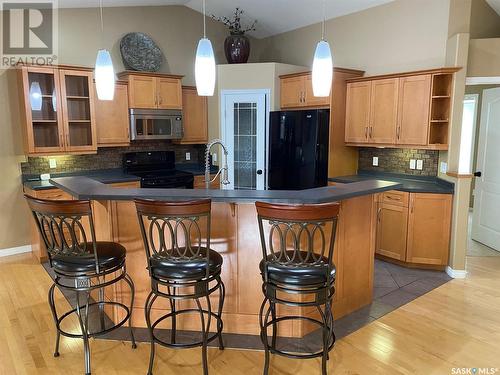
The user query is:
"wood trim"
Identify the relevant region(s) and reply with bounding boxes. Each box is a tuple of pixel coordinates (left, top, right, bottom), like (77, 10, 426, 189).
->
(345, 142, 448, 150)
(446, 172, 474, 178)
(375, 253, 446, 271)
(346, 67, 462, 83)
(17, 63, 94, 72)
(279, 67, 365, 79)
(117, 71, 184, 80)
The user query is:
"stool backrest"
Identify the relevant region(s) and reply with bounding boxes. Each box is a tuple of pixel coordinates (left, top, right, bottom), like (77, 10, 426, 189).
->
(255, 201, 340, 282)
(135, 199, 212, 279)
(24, 194, 99, 271)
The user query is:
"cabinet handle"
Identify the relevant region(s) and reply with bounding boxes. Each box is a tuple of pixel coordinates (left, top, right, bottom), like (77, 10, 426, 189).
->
(369, 126, 373, 138)
(158, 95, 162, 105)
(365, 126, 368, 139)
(59, 134, 64, 147)
(386, 195, 401, 201)
(377, 207, 382, 222)
(397, 126, 401, 140)
(66, 134, 70, 147)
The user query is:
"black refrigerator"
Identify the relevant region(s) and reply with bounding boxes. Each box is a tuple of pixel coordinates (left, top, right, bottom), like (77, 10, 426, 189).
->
(267, 109, 330, 190)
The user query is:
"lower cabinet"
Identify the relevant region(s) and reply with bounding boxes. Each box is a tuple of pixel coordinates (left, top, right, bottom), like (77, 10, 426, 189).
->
(194, 174, 220, 189)
(375, 191, 452, 267)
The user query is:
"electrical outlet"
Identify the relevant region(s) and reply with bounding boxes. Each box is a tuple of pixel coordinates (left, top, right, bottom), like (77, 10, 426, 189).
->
(416, 159, 423, 170)
(185, 152, 191, 161)
(409, 159, 416, 170)
(49, 159, 57, 169)
(372, 156, 379, 166)
(440, 162, 448, 174)
(212, 152, 217, 163)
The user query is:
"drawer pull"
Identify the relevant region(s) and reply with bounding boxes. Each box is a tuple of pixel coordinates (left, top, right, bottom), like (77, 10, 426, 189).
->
(386, 195, 401, 200)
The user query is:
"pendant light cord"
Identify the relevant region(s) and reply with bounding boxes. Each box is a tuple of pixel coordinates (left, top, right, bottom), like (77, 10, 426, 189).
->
(202, 0, 207, 38)
(321, 0, 326, 40)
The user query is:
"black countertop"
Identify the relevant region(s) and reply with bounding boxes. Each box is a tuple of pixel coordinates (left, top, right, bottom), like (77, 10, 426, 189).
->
(330, 171, 454, 194)
(50, 176, 402, 204)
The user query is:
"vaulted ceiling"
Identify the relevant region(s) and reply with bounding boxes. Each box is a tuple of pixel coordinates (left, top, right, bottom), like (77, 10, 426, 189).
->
(56, 0, 398, 38)
(486, 0, 500, 15)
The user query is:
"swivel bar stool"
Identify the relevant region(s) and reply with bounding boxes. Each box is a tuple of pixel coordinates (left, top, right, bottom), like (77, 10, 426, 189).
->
(255, 201, 340, 375)
(25, 195, 136, 375)
(135, 198, 225, 375)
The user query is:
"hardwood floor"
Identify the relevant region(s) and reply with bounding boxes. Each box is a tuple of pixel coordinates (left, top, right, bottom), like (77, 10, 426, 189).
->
(1, 253, 499, 374)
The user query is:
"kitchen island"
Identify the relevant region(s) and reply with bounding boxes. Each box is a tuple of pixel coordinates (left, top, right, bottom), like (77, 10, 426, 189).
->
(49, 176, 400, 338)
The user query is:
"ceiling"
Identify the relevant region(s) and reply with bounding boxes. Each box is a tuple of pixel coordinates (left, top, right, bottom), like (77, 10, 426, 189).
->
(486, 0, 500, 15)
(56, 0, 397, 38)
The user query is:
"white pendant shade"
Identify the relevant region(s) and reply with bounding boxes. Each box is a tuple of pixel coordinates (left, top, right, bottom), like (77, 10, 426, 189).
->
(312, 40, 333, 97)
(52, 89, 57, 112)
(95, 49, 115, 100)
(195, 38, 216, 96)
(30, 81, 42, 111)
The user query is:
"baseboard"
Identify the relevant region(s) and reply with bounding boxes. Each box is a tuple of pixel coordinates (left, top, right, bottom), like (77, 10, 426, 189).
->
(446, 266, 467, 279)
(0, 245, 32, 258)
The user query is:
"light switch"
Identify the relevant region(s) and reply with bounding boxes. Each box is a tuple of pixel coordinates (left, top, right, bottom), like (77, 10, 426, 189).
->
(185, 152, 191, 161)
(440, 162, 448, 174)
(49, 159, 57, 169)
(372, 156, 379, 166)
(416, 159, 423, 170)
(409, 159, 416, 170)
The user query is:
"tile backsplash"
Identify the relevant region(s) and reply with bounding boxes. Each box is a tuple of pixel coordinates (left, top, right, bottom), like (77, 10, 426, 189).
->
(358, 148, 439, 176)
(21, 141, 205, 176)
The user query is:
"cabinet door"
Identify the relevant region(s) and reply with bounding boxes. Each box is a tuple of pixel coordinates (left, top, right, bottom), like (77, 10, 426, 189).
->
(375, 203, 408, 261)
(180, 87, 208, 143)
(280, 76, 304, 108)
(369, 78, 399, 144)
(59, 70, 97, 153)
(95, 82, 130, 147)
(406, 193, 452, 266)
(128, 75, 157, 108)
(345, 81, 371, 143)
(157, 77, 182, 109)
(397, 75, 431, 145)
(20, 66, 66, 154)
(304, 74, 330, 107)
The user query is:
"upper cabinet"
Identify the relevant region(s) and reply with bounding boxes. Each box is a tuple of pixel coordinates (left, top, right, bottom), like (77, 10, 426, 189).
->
(344, 67, 459, 150)
(280, 72, 330, 109)
(18, 65, 97, 155)
(176, 86, 208, 144)
(118, 71, 183, 110)
(95, 81, 130, 147)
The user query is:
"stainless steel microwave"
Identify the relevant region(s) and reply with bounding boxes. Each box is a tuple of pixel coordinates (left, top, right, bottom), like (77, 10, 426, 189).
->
(129, 109, 183, 140)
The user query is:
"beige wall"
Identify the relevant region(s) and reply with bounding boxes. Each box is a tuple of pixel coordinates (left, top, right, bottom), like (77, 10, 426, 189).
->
(0, 5, 258, 251)
(468, 38, 500, 77)
(470, 0, 500, 38)
(256, 0, 451, 75)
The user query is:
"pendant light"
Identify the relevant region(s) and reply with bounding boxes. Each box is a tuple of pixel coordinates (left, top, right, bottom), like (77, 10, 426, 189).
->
(94, 0, 115, 100)
(195, 0, 216, 96)
(312, 0, 333, 97)
(29, 81, 42, 111)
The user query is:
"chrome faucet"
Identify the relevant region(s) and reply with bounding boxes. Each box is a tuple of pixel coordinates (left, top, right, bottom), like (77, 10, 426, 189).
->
(205, 139, 230, 189)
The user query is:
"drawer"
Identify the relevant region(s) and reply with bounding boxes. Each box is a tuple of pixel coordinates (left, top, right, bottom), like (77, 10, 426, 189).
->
(381, 190, 409, 207)
(36, 188, 72, 200)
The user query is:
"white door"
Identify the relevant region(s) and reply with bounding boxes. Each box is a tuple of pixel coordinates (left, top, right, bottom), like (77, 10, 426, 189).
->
(221, 90, 268, 190)
(472, 88, 500, 251)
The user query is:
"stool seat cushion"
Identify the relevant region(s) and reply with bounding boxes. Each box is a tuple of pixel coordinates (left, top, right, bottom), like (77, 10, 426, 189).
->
(150, 247, 223, 280)
(51, 241, 126, 274)
(259, 251, 336, 286)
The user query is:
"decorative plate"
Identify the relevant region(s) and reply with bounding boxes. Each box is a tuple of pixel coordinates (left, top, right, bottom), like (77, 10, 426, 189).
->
(120, 32, 163, 72)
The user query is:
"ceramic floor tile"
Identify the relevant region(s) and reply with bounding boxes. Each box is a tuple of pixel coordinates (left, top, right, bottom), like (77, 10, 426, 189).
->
(378, 289, 418, 308)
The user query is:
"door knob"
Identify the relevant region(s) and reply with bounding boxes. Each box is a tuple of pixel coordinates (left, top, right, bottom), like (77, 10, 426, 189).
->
(256, 169, 263, 175)
(474, 171, 482, 177)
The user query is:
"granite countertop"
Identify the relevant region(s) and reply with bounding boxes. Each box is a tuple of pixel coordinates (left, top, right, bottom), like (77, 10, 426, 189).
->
(329, 171, 454, 194)
(23, 168, 140, 191)
(50, 176, 401, 204)
(176, 163, 219, 176)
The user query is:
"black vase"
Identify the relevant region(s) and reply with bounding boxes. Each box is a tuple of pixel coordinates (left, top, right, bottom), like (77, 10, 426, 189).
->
(224, 33, 250, 64)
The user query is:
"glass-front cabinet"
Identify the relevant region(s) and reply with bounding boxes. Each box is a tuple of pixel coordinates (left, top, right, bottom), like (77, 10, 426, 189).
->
(19, 65, 97, 155)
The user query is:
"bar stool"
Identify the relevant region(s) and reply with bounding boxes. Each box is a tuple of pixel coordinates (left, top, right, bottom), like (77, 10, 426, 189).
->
(255, 201, 340, 375)
(25, 195, 136, 375)
(135, 198, 225, 375)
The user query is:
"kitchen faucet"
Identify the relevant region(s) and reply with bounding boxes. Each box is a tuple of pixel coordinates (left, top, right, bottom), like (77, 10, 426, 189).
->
(205, 139, 230, 189)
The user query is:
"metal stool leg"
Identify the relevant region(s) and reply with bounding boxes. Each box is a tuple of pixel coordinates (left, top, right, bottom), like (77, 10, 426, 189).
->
(259, 298, 272, 375)
(195, 298, 209, 375)
(145, 291, 157, 375)
(319, 300, 331, 375)
(217, 278, 225, 350)
(167, 285, 176, 344)
(48, 283, 61, 357)
(124, 273, 137, 349)
(75, 290, 92, 375)
(270, 301, 277, 350)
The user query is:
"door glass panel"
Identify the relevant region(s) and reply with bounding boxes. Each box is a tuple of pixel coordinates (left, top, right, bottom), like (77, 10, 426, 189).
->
(33, 122, 60, 147)
(64, 74, 92, 147)
(68, 122, 92, 146)
(233, 102, 257, 190)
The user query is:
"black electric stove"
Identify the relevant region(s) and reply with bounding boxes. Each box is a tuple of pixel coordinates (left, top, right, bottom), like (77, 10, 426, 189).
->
(123, 151, 194, 189)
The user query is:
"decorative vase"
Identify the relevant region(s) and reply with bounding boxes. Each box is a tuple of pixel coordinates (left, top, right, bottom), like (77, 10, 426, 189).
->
(224, 33, 250, 64)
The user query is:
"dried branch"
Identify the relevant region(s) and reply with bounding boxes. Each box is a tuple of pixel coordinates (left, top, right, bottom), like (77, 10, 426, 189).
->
(211, 7, 257, 34)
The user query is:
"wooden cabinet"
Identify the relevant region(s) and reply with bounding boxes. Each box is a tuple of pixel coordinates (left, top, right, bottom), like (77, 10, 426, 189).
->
(345, 81, 371, 143)
(406, 193, 452, 266)
(18, 65, 97, 155)
(397, 75, 431, 146)
(194, 174, 220, 189)
(375, 190, 452, 267)
(95, 82, 130, 147)
(118, 72, 183, 110)
(177, 86, 208, 144)
(280, 72, 330, 109)
(344, 67, 459, 150)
